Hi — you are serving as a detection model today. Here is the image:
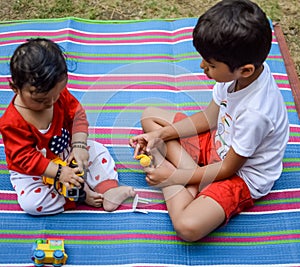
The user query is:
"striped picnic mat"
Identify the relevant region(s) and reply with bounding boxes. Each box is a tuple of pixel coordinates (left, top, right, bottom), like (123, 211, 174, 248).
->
(0, 17, 300, 266)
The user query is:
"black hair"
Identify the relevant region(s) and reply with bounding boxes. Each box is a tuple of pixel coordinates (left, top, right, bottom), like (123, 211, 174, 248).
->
(10, 38, 68, 93)
(193, 0, 272, 72)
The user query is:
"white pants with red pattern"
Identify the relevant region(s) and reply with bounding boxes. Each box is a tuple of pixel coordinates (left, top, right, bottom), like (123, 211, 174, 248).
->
(10, 140, 118, 215)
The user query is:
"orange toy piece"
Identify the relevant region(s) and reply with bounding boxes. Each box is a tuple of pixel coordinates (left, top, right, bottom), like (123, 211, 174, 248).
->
(135, 154, 152, 167)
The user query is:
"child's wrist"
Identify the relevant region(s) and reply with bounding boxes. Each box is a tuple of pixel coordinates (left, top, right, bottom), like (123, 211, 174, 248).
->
(71, 144, 87, 150)
(71, 141, 87, 146)
(71, 141, 88, 150)
(54, 164, 62, 182)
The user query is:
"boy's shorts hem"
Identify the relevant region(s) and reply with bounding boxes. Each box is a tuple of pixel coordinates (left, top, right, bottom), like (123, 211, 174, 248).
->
(197, 175, 254, 224)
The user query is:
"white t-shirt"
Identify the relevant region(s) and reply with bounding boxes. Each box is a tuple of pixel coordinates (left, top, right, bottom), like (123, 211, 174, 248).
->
(212, 62, 289, 199)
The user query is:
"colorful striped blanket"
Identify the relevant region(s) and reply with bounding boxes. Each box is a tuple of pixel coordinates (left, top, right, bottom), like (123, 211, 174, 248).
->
(0, 17, 300, 266)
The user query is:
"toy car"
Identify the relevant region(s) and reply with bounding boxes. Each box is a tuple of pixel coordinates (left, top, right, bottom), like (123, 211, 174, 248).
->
(32, 238, 68, 267)
(43, 158, 86, 202)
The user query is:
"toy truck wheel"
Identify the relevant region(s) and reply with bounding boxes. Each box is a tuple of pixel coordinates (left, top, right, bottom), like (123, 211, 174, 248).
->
(53, 250, 64, 267)
(33, 249, 45, 266)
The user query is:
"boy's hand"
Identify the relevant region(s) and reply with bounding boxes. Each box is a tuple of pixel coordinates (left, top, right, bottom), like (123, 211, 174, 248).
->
(129, 133, 149, 157)
(144, 157, 177, 187)
(129, 131, 164, 158)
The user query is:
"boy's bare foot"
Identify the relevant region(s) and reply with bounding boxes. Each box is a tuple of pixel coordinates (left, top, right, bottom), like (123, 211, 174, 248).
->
(84, 184, 104, 208)
(103, 186, 136, 211)
(152, 147, 176, 170)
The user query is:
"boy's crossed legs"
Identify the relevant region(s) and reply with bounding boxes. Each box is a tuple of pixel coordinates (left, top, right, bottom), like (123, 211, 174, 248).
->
(141, 107, 253, 241)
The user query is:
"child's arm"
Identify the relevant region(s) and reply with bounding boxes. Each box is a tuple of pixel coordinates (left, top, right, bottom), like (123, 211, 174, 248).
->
(130, 100, 219, 156)
(159, 100, 219, 141)
(145, 147, 247, 187)
(62, 89, 89, 170)
(67, 132, 89, 171)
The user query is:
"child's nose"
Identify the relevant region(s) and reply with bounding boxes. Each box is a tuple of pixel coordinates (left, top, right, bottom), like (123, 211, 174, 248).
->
(200, 59, 207, 69)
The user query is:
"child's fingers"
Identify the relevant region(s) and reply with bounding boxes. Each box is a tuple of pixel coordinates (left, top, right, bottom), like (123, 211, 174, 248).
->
(66, 155, 75, 164)
(129, 136, 137, 147)
(62, 181, 71, 189)
(71, 176, 84, 187)
(82, 159, 89, 169)
(133, 143, 142, 158)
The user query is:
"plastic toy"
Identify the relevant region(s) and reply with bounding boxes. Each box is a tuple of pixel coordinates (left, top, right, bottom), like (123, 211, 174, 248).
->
(132, 194, 151, 214)
(135, 154, 152, 167)
(43, 158, 86, 202)
(31, 238, 68, 267)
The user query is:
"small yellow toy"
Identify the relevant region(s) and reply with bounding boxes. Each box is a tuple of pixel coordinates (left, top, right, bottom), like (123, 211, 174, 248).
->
(43, 158, 86, 202)
(135, 154, 152, 167)
(31, 238, 68, 267)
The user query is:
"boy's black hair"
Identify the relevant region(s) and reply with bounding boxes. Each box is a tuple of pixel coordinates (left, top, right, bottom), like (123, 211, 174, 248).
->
(193, 0, 272, 72)
(10, 38, 67, 93)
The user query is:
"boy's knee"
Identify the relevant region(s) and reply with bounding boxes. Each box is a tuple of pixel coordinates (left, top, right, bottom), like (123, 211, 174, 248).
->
(142, 107, 160, 119)
(173, 217, 205, 242)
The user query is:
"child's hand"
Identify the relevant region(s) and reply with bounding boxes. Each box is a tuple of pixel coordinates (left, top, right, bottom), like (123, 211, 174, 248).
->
(59, 165, 84, 189)
(144, 158, 176, 187)
(129, 133, 149, 157)
(129, 131, 163, 158)
(68, 147, 89, 172)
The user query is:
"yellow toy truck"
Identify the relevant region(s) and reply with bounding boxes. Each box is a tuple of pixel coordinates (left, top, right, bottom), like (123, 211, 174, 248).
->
(43, 158, 86, 202)
(31, 238, 68, 267)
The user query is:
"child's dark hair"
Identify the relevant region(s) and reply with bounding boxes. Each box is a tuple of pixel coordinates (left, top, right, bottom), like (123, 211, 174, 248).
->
(10, 38, 67, 93)
(193, 0, 272, 72)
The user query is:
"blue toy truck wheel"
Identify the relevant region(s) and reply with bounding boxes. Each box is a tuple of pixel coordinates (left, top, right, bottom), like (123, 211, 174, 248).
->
(53, 250, 64, 267)
(33, 249, 45, 267)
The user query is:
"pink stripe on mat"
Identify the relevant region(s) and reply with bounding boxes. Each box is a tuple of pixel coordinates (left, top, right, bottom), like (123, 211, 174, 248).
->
(1, 189, 300, 213)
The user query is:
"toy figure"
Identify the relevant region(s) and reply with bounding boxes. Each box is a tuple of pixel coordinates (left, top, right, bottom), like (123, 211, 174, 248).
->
(135, 154, 153, 167)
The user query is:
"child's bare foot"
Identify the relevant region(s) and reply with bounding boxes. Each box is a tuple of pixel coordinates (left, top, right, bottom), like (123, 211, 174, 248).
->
(103, 186, 136, 211)
(84, 184, 104, 208)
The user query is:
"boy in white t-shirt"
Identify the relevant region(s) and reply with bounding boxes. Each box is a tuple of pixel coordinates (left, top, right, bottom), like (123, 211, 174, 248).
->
(129, 0, 289, 241)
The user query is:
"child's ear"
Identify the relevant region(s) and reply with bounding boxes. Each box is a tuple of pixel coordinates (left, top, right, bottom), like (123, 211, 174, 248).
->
(9, 81, 19, 94)
(239, 64, 255, 78)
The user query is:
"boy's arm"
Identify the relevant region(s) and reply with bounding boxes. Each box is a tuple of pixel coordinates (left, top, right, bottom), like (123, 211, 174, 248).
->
(147, 147, 247, 187)
(173, 147, 247, 186)
(159, 99, 219, 141)
(130, 99, 219, 157)
(193, 147, 247, 187)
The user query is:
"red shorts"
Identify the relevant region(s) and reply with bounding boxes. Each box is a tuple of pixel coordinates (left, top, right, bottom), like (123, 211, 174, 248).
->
(174, 112, 254, 222)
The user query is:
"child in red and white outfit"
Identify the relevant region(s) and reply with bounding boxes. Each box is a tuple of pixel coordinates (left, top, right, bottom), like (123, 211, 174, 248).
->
(0, 38, 135, 215)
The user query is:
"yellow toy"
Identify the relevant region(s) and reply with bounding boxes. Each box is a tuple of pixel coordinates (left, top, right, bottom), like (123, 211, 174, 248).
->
(135, 154, 152, 167)
(32, 238, 68, 266)
(43, 158, 86, 202)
